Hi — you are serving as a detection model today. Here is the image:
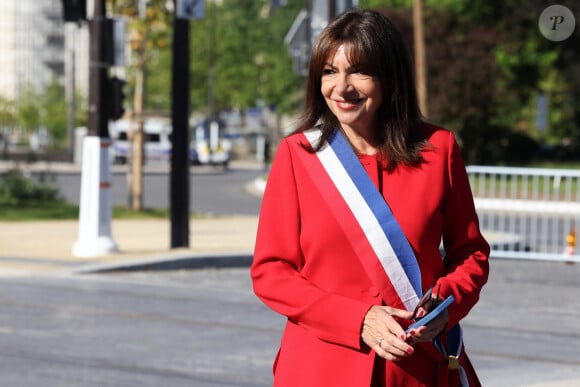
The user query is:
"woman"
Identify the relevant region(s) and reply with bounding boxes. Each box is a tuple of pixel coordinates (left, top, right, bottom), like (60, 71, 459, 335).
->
(251, 8, 489, 387)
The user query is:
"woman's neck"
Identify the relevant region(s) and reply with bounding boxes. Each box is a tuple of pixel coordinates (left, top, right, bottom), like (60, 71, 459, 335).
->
(340, 126, 377, 155)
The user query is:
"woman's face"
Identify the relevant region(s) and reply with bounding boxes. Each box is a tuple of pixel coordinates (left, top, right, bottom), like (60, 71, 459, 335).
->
(321, 45, 383, 136)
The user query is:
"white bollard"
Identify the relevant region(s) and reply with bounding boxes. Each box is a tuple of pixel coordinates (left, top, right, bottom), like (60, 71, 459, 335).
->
(256, 134, 265, 163)
(73, 136, 119, 257)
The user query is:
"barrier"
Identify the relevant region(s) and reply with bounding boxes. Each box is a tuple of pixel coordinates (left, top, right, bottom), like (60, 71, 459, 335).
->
(466, 166, 580, 262)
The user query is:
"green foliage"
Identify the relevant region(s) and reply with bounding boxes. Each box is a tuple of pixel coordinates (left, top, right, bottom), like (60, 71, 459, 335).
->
(145, 49, 172, 111)
(112, 206, 169, 219)
(41, 81, 69, 148)
(0, 202, 79, 221)
(360, 0, 409, 8)
(6, 0, 572, 165)
(0, 170, 62, 205)
(110, 0, 303, 115)
(109, 0, 173, 112)
(372, 1, 579, 164)
(360, 0, 462, 10)
(259, 1, 305, 113)
(0, 201, 170, 221)
(3, 80, 75, 150)
(16, 88, 41, 132)
(0, 168, 170, 220)
(189, 0, 303, 114)
(0, 96, 16, 129)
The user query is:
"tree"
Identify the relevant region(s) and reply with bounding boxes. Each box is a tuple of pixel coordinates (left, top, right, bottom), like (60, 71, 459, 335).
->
(260, 0, 304, 114)
(109, 0, 173, 113)
(188, 0, 303, 116)
(425, 8, 506, 164)
(372, 0, 580, 164)
(0, 96, 16, 131)
(109, 0, 174, 211)
(108, 0, 302, 116)
(435, 0, 580, 155)
(41, 81, 69, 150)
(16, 87, 41, 135)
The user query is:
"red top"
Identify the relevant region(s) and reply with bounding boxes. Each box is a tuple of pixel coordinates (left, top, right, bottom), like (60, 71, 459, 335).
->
(251, 124, 490, 387)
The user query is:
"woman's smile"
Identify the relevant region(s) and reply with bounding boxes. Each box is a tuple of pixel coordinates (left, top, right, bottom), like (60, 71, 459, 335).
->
(335, 98, 364, 110)
(321, 44, 383, 136)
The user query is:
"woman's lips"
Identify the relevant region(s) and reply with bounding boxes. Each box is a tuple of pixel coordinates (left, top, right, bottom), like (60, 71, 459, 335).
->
(335, 99, 362, 110)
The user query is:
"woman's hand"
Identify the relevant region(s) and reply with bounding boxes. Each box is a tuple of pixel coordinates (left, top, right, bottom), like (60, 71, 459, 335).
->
(405, 306, 448, 344)
(361, 305, 415, 361)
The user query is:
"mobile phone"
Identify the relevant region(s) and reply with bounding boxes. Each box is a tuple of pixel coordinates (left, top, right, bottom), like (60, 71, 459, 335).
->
(405, 295, 455, 333)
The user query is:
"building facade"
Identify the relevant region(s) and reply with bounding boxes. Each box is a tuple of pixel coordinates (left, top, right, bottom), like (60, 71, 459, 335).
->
(0, 0, 88, 102)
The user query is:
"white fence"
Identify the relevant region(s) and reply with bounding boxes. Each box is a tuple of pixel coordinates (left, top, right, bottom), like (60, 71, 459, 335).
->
(467, 166, 580, 262)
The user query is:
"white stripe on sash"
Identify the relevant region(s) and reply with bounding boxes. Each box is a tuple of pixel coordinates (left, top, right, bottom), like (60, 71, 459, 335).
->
(304, 129, 419, 310)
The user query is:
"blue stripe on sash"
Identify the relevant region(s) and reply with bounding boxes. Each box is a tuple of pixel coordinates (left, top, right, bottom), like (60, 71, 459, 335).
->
(328, 129, 423, 297)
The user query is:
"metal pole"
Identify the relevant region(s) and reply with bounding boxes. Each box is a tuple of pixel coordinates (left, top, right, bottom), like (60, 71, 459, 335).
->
(170, 1, 191, 248)
(413, 0, 428, 117)
(88, 0, 109, 137)
(208, 0, 216, 122)
(327, 0, 335, 21)
(66, 23, 77, 160)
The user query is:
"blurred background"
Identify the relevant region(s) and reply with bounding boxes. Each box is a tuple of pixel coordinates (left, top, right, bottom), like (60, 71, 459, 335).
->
(1, 0, 578, 167)
(0, 3, 578, 385)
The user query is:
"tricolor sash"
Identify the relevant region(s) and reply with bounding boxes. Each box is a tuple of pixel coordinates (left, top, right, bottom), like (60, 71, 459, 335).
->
(299, 128, 469, 386)
(302, 128, 421, 310)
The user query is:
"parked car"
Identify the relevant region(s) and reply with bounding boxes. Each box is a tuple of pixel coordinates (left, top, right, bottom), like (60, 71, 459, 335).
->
(192, 119, 231, 167)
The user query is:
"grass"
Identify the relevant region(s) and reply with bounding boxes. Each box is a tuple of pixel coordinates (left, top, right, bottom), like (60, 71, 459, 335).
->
(468, 169, 580, 200)
(0, 168, 172, 221)
(0, 201, 170, 221)
(528, 161, 580, 169)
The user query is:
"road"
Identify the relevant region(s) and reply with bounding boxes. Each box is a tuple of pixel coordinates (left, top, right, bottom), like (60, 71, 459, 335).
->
(36, 163, 265, 215)
(2, 161, 580, 385)
(0, 260, 579, 387)
(0, 268, 281, 387)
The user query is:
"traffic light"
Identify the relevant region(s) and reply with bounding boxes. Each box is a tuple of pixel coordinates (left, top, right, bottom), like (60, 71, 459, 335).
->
(61, 0, 86, 22)
(108, 76, 126, 121)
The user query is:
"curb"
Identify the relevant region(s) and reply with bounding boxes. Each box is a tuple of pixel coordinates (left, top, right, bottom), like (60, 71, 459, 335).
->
(66, 251, 254, 275)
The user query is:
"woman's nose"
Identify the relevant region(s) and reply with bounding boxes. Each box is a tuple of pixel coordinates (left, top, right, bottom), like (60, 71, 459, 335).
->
(335, 74, 351, 94)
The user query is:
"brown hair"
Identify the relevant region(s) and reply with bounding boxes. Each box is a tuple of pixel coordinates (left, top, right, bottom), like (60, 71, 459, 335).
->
(294, 9, 426, 171)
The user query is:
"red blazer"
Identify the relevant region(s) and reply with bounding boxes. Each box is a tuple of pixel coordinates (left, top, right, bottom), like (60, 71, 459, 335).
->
(251, 125, 490, 387)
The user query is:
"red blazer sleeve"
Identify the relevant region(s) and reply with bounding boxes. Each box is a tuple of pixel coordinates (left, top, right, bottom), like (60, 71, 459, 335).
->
(251, 139, 372, 351)
(437, 132, 490, 329)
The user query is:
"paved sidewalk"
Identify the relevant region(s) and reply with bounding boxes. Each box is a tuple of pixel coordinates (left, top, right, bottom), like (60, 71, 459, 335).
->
(0, 216, 258, 276)
(0, 159, 514, 276)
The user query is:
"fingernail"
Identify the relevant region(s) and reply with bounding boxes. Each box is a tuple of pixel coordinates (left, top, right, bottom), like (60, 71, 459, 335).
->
(410, 330, 416, 336)
(400, 334, 406, 340)
(407, 347, 414, 354)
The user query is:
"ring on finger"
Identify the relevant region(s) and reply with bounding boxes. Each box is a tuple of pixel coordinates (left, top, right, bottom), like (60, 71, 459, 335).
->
(377, 338, 383, 346)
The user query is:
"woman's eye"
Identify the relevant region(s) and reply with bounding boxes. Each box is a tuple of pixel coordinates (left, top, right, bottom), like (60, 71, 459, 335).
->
(322, 68, 335, 75)
(354, 70, 373, 79)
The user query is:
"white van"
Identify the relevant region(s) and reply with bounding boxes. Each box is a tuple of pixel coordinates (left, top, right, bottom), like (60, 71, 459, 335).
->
(109, 118, 175, 164)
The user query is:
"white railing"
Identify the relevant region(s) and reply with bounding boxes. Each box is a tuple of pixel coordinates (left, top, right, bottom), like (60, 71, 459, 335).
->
(466, 166, 580, 262)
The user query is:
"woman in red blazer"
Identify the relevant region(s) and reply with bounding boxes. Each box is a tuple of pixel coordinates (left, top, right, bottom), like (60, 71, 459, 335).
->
(251, 9, 489, 387)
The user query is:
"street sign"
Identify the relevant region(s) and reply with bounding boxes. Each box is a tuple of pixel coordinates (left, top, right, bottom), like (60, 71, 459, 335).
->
(176, 0, 205, 20)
